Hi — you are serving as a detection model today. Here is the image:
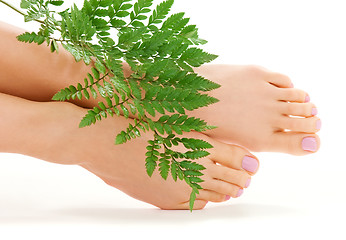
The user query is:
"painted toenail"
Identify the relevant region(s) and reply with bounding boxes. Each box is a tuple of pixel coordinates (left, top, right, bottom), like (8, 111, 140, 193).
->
(290, 83, 294, 88)
(316, 120, 322, 130)
(242, 156, 259, 173)
(302, 137, 317, 152)
(245, 178, 251, 188)
(312, 108, 318, 116)
(225, 195, 231, 201)
(305, 95, 310, 103)
(237, 189, 244, 197)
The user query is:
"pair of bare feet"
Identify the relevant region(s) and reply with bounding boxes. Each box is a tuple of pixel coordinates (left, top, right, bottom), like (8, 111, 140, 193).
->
(0, 22, 320, 210)
(0, 64, 320, 210)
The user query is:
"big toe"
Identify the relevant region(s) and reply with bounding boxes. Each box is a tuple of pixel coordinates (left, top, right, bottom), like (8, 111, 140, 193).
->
(208, 139, 260, 175)
(269, 132, 320, 155)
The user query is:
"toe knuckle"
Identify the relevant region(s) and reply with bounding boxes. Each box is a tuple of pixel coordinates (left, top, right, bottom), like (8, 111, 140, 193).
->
(285, 103, 295, 114)
(227, 145, 246, 163)
(232, 173, 243, 184)
(214, 183, 226, 193)
(285, 89, 298, 99)
(220, 169, 231, 180)
(222, 184, 237, 197)
(285, 118, 297, 130)
(215, 194, 227, 202)
(296, 90, 306, 101)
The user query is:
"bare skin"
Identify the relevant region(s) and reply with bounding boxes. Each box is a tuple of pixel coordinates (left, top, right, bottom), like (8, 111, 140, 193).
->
(0, 22, 320, 156)
(0, 92, 258, 210)
(189, 65, 321, 155)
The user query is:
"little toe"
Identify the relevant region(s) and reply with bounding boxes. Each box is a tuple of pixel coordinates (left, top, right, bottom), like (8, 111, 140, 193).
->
(208, 164, 251, 189)
(270, 132, 320, 155)
(280, 102, 317, 117)
(277, 88, 309, 103)
(267, 72, 293, 88)
(208, 142, 259, 175)
(196, 189, 228, 203)
(278, 116, 321, 133)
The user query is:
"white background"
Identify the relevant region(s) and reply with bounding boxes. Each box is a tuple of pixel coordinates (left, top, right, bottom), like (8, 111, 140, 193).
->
(0, 0, 345, 239)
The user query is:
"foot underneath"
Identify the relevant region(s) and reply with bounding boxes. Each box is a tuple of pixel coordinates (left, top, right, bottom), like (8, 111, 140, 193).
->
(1, 96, 259, 210)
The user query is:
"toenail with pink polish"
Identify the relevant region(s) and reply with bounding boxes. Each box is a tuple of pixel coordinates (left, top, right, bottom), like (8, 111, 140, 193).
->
(242, 156, 259, 173)
(302, 137, 317, 152)
(305, 95, 310, 103)
(316, 120, 322, 130)
(290, 83, 294, 88)
(245, 178, 251, 188)
(312, 108, 318, 116)
(225, 195, 231, 201)
(237, 189, 244, 197)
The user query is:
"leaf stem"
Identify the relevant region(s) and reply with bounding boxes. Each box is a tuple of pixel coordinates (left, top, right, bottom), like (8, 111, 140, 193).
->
(0, 0, 25, 16)
(0, 0, 44, 24)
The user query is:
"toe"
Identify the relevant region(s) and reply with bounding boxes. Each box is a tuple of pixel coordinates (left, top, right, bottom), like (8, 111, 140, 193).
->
(208, 164, 251, 188)
(280, 102, 317, 117)
(207, 139, 260, 175)
(269, 132, 320, 155)
(196, 189, 228, 203)
(277, 116, 321, 133)
(267, 72, 293, 88)
(277, 88, 309, 103)
(201, 179, 244, 198)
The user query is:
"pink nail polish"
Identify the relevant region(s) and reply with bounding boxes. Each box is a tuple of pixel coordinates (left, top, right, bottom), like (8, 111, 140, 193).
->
(290, 83, 294, 88)
(245, 178, 251, 188)
(316, 120, 322, 130)
(242, 156, 259, 173)
(305, 95, 310, 103)
(225, 195, 231, 201)
(236, 189, 244, 197)
(311, 108, 318, 116)
(302, 137, 317, 152)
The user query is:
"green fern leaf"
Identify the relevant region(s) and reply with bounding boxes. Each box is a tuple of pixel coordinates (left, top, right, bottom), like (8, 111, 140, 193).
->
(180, 48, 218, 67)
(158, 157, 170, 180)
(148, 0, 174, 25)
(185, 150, 210, 160)
(79, 110, 97, 127)
(10, 0, 222, 212)
(189, 190, 196, 212)
(48, 0, 64, 6)
(184, 170, 203, 176)
(17, 32, 46, 45)
(171, 161, 178, 181)
(179, 138, 213, 150)
(145, 156, 157, 177)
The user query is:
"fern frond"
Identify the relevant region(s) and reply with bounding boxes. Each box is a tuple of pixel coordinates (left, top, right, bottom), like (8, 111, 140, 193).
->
(147, 114, 216, 135)
(180, 48, 218, 67)
(148, 0, 174, 26)
(157, 70, 221, 92)
(129, 0, 153, 28)
(8, 0, 222, 212)
(145, 138, 161, 176)
(17, 32, 45, 45)
(161, 12, 189, 32)
(140, 85, 219, 117)
(115, 118, 147, 144)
